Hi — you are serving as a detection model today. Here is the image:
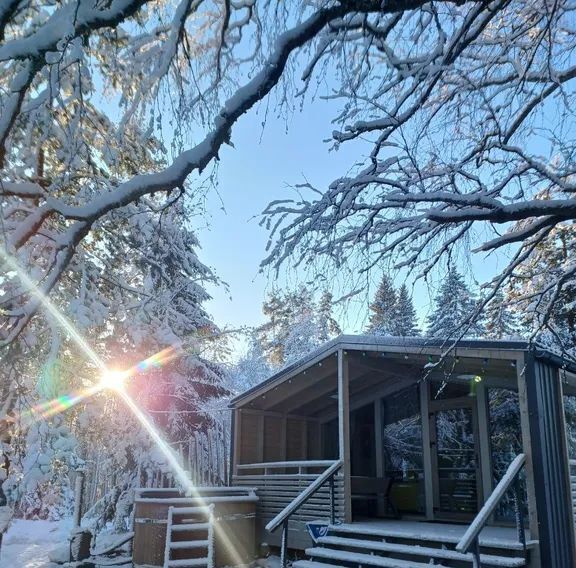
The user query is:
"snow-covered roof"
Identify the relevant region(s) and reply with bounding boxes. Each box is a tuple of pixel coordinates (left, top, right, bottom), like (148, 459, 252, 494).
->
(230, 334, 576, 407)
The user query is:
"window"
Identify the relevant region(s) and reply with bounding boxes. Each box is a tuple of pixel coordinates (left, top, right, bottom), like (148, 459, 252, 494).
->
(382, 385, 424, 514)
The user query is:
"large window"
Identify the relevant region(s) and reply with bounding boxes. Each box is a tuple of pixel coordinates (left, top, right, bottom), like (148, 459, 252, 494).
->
(563, 394, 576, 460)
(382, 385, 424, 514)
(488, 387, 524, 522)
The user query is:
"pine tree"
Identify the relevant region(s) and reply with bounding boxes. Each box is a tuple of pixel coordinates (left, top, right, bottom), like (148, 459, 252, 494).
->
(484, 290, 519, 339)
(426, 268, 485, 338)
(393, 285, 420, 336)
(366, 275, 398, 335)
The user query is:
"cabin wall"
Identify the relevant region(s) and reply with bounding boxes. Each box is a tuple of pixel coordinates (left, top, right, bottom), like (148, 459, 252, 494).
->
(233, 409, 322, 469)
(524, 355, 576, 567)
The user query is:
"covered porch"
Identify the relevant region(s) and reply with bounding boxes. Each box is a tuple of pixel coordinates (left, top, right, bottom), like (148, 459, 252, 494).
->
(229, 336, 576, 565)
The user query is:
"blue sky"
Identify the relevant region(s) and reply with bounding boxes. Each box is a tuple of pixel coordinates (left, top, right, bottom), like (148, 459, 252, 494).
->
(196, 95, 505, 350)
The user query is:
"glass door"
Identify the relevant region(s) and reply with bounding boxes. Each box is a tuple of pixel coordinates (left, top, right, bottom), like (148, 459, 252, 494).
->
(429, 382, 482, 520)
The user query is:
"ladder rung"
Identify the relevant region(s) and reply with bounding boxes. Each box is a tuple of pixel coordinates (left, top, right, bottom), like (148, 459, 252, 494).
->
(167, 558, 208, 567)
(172, 507, 212, 515)
(171, 522, 210, 531)
(170, 540, 210, 550)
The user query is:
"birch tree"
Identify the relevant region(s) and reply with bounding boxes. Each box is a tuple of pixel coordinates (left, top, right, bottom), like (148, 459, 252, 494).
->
(262, 0, 576, 348)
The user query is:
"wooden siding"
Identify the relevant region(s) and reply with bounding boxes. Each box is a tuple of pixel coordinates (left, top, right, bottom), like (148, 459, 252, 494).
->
(286, 418, 306, 461)
(239, 412, 261, 465)
(233, 472, 344, 524)
(263, 415, 283, 462)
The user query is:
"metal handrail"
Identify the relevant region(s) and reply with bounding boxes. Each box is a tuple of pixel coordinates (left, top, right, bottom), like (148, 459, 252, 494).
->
(456, 453, 526, 563)
(265, 459, 343, 568)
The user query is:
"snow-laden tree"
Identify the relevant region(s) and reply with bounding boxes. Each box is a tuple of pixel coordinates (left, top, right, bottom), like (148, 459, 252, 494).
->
(426, 268, 484, 339)
(484, 290, 520, 340)
(394, 285, 420, 337)
(366, 275, 397, 335)
(255, 0, 576, 352)
(366, 278, 420, 336)
(256, 286, 340, 368)
(317, 291, 342, 344)
(7, 0, 576, 356)
(507, 221, 576, 349)
(229, 334, 271, 393)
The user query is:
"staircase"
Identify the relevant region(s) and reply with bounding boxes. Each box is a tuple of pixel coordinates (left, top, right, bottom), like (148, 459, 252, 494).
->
(293, 523, 533, 568)
(163, 504, 214, 568)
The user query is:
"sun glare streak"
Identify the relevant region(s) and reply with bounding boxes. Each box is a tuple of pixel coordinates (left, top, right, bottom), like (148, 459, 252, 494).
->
(117, 389, 195, 494)
(0, 249, 249, 565)
(0, 245, 106, 371)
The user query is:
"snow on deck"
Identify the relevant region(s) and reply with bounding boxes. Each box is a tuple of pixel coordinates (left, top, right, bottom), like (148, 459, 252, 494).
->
(1, 518, 72, 567)
(337, 519, 537, 549)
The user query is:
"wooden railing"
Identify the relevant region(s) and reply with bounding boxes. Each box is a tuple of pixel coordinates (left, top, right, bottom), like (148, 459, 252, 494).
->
(233, 460, 345, 525)
(456, 454, 527, 564)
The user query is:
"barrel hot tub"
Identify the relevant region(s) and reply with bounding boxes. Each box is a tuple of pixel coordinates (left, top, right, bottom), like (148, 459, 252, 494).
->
(133, 486, 258, 567)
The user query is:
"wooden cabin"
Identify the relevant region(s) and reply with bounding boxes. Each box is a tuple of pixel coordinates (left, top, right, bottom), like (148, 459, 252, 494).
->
(229, 335, 576, 568)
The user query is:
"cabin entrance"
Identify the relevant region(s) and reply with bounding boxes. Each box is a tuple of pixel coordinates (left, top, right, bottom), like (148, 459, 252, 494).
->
(429, 381, 481, 520)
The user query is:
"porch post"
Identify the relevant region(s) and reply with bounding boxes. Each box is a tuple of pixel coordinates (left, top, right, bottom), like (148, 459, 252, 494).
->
(374, 399, 385, 516)
(516, 354, 540, 542)
(420, 381, 434, 520)
(338, 349, 352, 523)
(476, 382, 493, 507)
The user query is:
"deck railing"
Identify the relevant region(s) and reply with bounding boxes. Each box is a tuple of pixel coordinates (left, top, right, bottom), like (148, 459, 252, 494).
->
(233, 460, 345, 525)
(233, 460, 344, 568)
(262, 460, 343, 568)
(570, 460, 576, 528)
(456, 453, 527, 566)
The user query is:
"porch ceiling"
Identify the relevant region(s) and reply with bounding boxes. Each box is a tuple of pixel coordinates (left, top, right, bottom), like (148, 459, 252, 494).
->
(239, 347, 519, 416)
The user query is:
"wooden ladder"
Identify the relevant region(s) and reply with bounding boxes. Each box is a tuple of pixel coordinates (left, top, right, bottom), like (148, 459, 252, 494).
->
(163, 504, 214, 568)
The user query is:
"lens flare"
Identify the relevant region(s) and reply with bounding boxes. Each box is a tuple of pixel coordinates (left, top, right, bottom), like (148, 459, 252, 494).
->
(99, 369, 129, 391)
(20, 384, 102, 423)
(0, 247, 244, 565)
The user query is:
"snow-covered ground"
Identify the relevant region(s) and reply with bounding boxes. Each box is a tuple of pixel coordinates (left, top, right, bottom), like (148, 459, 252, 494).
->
(1, 518, 72, 568)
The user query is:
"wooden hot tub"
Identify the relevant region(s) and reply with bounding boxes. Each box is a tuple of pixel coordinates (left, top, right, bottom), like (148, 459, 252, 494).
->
(133, 486, 258, 567)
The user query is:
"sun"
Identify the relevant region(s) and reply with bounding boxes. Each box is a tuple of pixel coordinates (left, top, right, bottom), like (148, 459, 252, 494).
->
(100, 369, 129, 391)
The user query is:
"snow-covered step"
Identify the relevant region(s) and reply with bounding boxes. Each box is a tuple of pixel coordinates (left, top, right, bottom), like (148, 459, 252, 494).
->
(171, 523, 210, 532)
(170, 540, 210, 550)
(293, 561, 344, 568)
(317, 536, 526, 567)
(167, 558, 208, 567)
(305, 547, 432, 568)
(329, 523, 534, 551)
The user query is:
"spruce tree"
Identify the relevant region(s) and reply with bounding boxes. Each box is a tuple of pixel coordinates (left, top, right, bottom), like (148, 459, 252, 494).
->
(393, 285, 420, 336)
(366, 275, 398, 335)
(426, 267, 485, 338)
(484, 290, 519, 339)
(317, 290, 342, 343)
